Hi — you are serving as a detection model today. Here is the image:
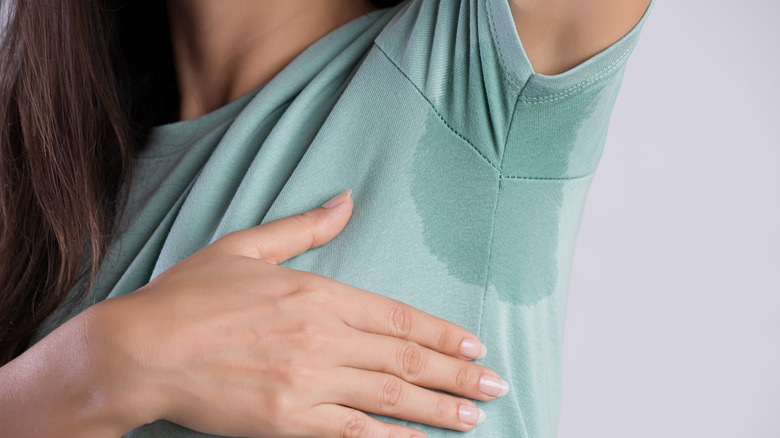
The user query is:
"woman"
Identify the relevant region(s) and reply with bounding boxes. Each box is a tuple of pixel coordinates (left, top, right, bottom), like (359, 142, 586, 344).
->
(0, 0, 653, 436)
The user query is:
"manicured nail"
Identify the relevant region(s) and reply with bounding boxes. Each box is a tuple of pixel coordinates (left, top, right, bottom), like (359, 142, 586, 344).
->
(479, 375, 509, 398)
(458, 405, 486, 425)
(322, 189, 352, 208)
(460, 339, 487, 359)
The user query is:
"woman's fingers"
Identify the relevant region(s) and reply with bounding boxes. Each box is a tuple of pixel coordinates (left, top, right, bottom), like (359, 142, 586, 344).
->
(309, 404, 427, 438)
(219, 189, 354, 264)
(328, 367, 485, 432)
(326, 278, 486, 360)
(339, 329, 508, 402)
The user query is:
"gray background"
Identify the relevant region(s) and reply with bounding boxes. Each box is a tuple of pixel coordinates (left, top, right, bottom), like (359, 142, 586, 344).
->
(559, 0, 780, 437)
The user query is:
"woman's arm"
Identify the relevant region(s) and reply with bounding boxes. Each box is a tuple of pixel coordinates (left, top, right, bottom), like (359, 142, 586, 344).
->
(0, 305, 150, 436)
(509, 0, 653, 75)
(0, 192, 506, 438)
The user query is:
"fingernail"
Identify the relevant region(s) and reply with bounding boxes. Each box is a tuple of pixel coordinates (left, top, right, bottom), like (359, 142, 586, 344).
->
(460, 339, 487, 359)
(458, 405, 486, 425)
(322, 189, 352, 208)
(479, 375, 509, 398)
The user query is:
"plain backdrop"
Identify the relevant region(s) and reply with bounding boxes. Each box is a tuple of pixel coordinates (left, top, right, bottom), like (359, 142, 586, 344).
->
(558, 0, 780, 437)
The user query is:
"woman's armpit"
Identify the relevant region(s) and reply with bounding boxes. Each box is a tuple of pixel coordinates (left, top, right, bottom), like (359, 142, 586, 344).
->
(508, 0, 654, 76)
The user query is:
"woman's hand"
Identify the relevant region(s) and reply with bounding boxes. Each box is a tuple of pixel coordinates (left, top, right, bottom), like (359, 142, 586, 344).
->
(89, 190, 508, 437)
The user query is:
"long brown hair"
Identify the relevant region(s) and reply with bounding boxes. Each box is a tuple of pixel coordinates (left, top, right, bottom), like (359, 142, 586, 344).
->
(0, 0, 404, 365)
(0, 0, 177, 365)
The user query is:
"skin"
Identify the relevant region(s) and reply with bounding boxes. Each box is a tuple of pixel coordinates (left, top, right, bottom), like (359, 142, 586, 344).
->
(509, 0, 653, 75)
(0, 0, 653, 436)
(167, 0, 381, 121)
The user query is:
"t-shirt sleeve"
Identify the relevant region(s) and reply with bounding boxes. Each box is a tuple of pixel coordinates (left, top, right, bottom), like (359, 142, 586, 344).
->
(373, 0, 654, 176)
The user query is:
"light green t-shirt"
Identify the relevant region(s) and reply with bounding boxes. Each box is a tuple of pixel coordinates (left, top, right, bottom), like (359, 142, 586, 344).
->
(37, 0, 653, 436)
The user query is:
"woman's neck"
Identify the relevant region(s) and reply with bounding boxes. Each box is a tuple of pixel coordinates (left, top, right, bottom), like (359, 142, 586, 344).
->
(166, 0, 378, 121)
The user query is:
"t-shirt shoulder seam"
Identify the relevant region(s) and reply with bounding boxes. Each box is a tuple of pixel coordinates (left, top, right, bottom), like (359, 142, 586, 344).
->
(484, 0, 526, 95)
(373, 42, 501, 173)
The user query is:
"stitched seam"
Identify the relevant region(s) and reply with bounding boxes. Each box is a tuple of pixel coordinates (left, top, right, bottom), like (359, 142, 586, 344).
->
(498, 95, 520, 178)
(374, 43, 500, 172)
(475, 176, 501, 347)
(520, 39, 639, 104)
(485, 0, 522, 95)
(476, 92, 520, 348)
(501, 171, 596, 181)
